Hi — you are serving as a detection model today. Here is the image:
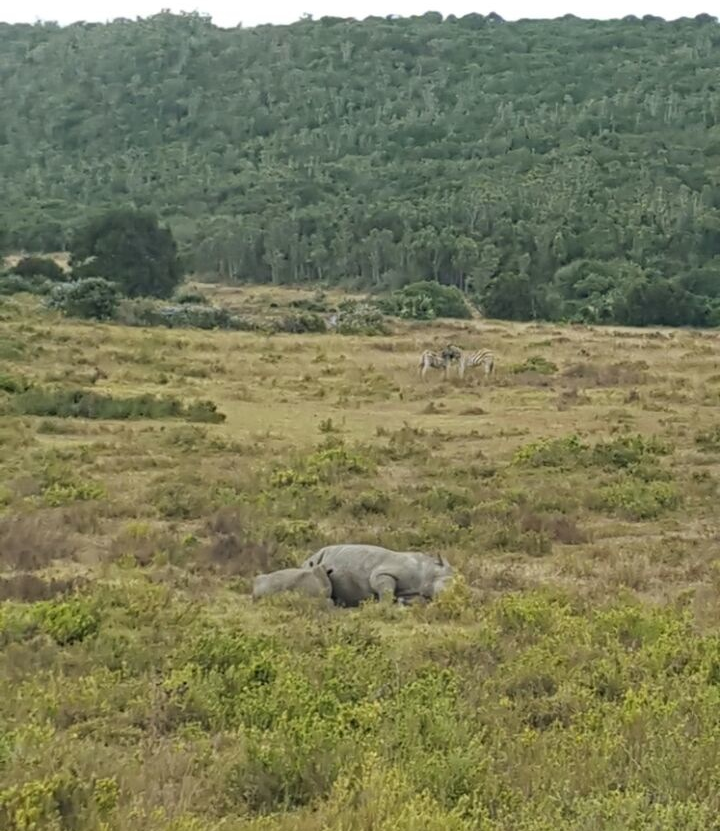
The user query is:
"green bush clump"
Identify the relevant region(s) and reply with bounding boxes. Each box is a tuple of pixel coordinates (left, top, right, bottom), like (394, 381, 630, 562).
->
(13, 256, 66, 281)
(0, 371, 30, 393)
(0, 273, 54, 296)
(593, 478, 681, 520)
(34, 598, 100, 645)
(173, 288, 209, 305)
(271, 444, 374, 489)
(379, 281, 472, 320)
(289, 290, 330, 313)
(350, 489, 391, 516)
(510, 355, 558, 375)
(42, 479, 106, 507)
(334, 301, 389, 335)
(46, 277, 120, 320)
(116, 297, 255, 330)
(12, 387, 225, 423)
(274, 312, 328, 334)
(512, 434, 588, 468)
(513, 433, 671, 473)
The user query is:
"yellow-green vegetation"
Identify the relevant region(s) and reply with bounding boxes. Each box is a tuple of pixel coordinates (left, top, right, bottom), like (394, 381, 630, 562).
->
(2, 287, 720, 830)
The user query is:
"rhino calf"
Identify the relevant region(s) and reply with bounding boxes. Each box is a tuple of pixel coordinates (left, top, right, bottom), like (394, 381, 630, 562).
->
(252, 565, 333, 603)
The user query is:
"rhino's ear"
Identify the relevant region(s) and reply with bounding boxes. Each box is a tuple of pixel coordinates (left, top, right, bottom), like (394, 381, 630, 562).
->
(435, 552, 444, 566)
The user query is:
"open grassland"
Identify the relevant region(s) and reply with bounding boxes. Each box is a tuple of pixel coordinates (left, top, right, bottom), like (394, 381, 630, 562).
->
(2, 286, 720, 830)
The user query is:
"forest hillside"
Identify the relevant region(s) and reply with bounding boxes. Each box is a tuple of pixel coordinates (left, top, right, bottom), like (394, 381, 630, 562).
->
(1, 12, 720, 323)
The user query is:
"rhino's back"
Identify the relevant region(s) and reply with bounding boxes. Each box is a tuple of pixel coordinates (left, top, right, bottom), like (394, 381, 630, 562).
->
(303, 544, 398, 570)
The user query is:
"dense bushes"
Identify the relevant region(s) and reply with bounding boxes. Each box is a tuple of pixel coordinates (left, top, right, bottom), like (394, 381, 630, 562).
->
(11, 387, 225, 423)
(379, 281, 472, 320)
(116, 297, 255, 330)
(12, 256, 66, 281)
(46, 278, 120, 320)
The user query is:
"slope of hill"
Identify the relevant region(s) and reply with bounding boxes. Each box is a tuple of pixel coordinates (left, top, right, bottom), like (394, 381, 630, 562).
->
(1, 12, 720, 323)
(2, 288, 720, 827)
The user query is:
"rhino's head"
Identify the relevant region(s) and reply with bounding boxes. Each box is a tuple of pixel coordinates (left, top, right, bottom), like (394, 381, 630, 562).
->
(426, 553, 454, 598)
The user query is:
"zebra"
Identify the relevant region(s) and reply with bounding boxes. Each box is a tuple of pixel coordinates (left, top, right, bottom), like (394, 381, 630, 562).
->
(418, 344, 462, 380)
(458, 349, 495, 380)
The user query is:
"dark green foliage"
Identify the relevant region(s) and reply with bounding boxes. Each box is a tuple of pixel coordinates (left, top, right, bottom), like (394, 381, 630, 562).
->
(274, 312, 327, 334)
(11, 387, 225, 423)
(70, 209, 182, 298)
(173, 289, 209, 305)
(0, 371, 30, 393)
(13, 256, 65, 281)
(334, 301, 388, 334)
(116, 297, 256, 330)
(380, 281, 471, 320)
(0, 273, 54, 296)
(47, 278, 120, 320)
(2, 15, 720, 324)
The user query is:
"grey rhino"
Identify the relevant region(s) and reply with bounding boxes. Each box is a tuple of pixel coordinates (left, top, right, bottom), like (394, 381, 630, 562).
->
(301, 544, 454, 607)
(252, 564, 334, 603)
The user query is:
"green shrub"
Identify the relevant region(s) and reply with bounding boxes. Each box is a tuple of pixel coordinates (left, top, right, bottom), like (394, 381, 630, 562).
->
(174, 289, 209, 305)
(593, 478, 681, 520)
(350, 489, 391, 516)
(334, 301, 389, 335)
(380, 281, 472, 320)
(591, 434, 671, 469)
(12, 387, 225, 423)
(42, 479, 106, 507)
(34, 597, 100, 645)
(0, 371, 30, 394)
(510, 355, 558, 375)
(0, 273, 54, 296)
(46, 277, 120, 320)
(289, 290, 331, 313)
(116, 297, 255, 330)
(13, 256, 66, 281)
(274, 312, 327, 334)
(512, 434, 588, 468)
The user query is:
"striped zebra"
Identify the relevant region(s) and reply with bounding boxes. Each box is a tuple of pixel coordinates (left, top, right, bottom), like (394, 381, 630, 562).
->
(418, 344, 462, 380)
(458, 349, 495, 380)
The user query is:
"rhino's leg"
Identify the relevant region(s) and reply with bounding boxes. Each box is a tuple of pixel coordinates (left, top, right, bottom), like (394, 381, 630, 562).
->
(369, 571, 398, 604)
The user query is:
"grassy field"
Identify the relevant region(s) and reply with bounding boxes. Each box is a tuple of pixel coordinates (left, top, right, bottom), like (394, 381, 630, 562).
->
(2, 285, 720, 830)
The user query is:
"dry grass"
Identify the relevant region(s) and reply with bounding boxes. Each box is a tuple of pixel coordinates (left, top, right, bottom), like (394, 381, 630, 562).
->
(2, 286, 720, 829)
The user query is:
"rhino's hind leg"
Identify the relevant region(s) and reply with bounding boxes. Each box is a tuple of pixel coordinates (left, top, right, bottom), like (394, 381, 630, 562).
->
(369, 571, 398, 604)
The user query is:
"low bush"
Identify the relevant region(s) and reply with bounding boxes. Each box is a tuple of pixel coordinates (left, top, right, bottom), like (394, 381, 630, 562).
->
(379, 281, 472, 320)
(289, 290, 331, 313)
(274, 312, 327, 334)
(592, 478, 681, 520)
(334, 301, 389, 335)
(0, 371, 31, 394)
(13, 256, 66, 281)
(510, 355, 558, 375)
(116, 297, 255, 330)
(173, 289, 209, 305)
(46, 277, 120, 320)
(12, 387, 225, 423)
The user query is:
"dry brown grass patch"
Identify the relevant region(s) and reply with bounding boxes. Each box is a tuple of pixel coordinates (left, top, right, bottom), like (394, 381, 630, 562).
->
(0, 511, 76, 570)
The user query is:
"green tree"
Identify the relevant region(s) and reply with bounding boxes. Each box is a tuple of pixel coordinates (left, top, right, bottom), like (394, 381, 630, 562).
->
(70, 209, 182, 298)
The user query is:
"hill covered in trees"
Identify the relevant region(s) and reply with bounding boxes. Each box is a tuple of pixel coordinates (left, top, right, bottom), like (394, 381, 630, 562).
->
(1, 11, 720, 324)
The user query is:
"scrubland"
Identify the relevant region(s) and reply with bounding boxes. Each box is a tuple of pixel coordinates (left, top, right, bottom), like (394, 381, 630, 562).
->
(2, 286, 720, 830)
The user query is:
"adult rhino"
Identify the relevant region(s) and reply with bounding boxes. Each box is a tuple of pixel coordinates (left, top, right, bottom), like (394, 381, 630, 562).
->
(252, 565, 333, 604)
(301, 544, 454, 607)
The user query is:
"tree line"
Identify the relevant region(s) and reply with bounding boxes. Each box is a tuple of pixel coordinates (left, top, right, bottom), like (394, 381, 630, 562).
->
(1, 12, 720, 324)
